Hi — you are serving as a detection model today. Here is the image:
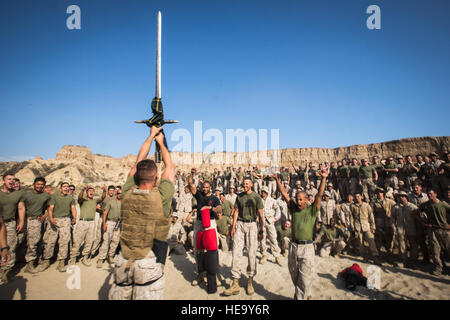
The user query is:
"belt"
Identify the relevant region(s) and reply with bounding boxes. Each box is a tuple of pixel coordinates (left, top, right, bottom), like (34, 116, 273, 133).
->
(238, 218, 256, 223)
(28, 216, 42, 220)
(294, 239, 313, 245)
(2, 218, 15, 223)
(80, 218, 94, 221)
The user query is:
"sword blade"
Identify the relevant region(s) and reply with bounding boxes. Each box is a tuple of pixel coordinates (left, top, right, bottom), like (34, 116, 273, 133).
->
(155, 11, 161, 99)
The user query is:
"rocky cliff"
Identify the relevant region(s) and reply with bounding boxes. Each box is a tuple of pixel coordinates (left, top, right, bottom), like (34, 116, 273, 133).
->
(1, 136, 448, 187)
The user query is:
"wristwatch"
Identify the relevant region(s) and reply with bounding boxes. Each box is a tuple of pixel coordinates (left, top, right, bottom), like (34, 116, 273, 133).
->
(1, 246, 9, 252)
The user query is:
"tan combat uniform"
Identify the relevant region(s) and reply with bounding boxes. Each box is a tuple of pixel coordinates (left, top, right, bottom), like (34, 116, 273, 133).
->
(351, 202, 379, 259)
(392, 202, 419, 263)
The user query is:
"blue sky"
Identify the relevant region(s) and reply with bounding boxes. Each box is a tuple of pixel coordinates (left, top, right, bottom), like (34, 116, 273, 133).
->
(0, 0, 449, 161)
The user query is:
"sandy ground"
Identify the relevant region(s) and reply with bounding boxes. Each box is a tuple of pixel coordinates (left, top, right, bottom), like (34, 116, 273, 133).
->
(1, 249, 449, 300)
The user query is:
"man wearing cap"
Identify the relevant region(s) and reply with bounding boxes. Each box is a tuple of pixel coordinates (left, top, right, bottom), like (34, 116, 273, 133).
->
(351, 192, 381, 265)
(306, 183, 318, 199)
(290, 181, 301, 199)
(326, 183, 340, 204)
(371, 188, 396, 265)
(275, 167, 328, 300)
(392, 191, 419, 268)
(359, 158, 378, 203)
(319, 191, 336, 227)
(417, 189, 450, 275)
(225, 185, 237, 206)
(259, 186, 283, 266)
(223, 178, 264, 296)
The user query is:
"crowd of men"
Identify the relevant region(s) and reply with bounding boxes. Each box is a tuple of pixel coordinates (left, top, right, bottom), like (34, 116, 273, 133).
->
(0, 147, 449, 299)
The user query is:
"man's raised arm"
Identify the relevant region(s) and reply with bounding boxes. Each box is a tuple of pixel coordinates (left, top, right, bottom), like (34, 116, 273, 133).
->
(314, 168, 329, 210)
(155, 130, 176, 184)
(188, 172, 197, 196)
(273, 174, 290, 204)
(128, 126, 162, 177)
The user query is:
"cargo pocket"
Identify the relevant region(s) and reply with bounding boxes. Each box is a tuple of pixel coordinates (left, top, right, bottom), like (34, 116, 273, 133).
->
(114, 253, 133, 286)
(134, 257, 163, 285)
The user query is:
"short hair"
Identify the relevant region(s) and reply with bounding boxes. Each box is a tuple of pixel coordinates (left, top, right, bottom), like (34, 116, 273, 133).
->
(108, 185, 115, 190)
(203, 181, 211, 187)
(69, 184, 75, 189)
(3, 172, 14, 179)
(219, 192, 225, 197)
(135, 159, 157, 184)
(34, 177, 46, 184)
(285, 219, 291, 224)
(354, 192, 362, 196)
(60, 182, 69, 187)
(116, 186, 122, 190)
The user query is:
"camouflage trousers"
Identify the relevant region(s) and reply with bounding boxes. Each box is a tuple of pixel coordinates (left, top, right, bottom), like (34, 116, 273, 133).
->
(319, 240, 346, 257)
(374, 226, 395, 254)
(43, 217, 71, 261)
(338, 178, 349, 200)
(70, 220, 101, 258)
(354, 230, 379, 258)
(108, 250, 165, 300)
(397, 231, 418, 262)
(0, 221, 17, 272)
(361, 178, 377, 202)
(279, 237, 290, 254)
(218, 233, 229, 252)
(253, 179, 262, 195)
(17, 219, 26, 247)
(427, 228, 450, 272)
(231, 221, 258, 279)
(288, 242, 315, 300)
(97, 220, 120, 260)
(260, 222, 281, 258)
(25, 218, 43, 263)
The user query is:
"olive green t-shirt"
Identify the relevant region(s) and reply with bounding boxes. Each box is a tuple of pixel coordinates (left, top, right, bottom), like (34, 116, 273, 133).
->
(318, 225, 344, 242)
(349, 165, 360, 178)
(280, 172, 290, 181)
(296, 170, 307, 181)
(123, 175, 175, 218)
(289, 199, 318, 241)
(222, 200, 233, 217)
(384, 164, 398, 177)
(101, 195, 116, 210)
(80, 198, 101, 220)
(234, 192, 264, 221)
(338, 165, 349, 178)
(236, 171, 244, 180)
(105, 200, 121, 220)
(49, 192, 75, 218)
(359, 165, 375, 179)
(216, 216, 230, 235)
(419, 201, 449, 229)
(276, 224, 292, 241)
(0, 189, 25, 220)
(403, 163, 418, 177)
(23, 191, 51, 218)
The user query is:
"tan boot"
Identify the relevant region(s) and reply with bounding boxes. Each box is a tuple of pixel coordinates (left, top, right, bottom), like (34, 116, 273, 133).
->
(107, 256, 115, 264)
(216, 275, 222, 287)
(246, 277, 255, 295)
(191, 272, 206, 286)
(68, 258, 76, 265)
(81, 256, 92, 266)
(24, 261, 38, 274)
(223, 278, 240, 296)
(275, 256, 284, 267)
(260, 255, 267, 264)
(38, 259, 50, 272)
(57, 260, 67, 272)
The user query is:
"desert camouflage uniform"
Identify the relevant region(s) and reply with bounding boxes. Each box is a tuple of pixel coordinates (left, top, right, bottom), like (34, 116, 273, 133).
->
(108, 250, 165, 300)
(351, 202, 379, 258)
(25, 218, 44, 263)
(70, 220, 100, 258)
(371, 198, 396, 256)
(392, 202, 419, 262)
(1, 221, 18, 272)
(260, 196, 281, 259)
(288, 242, 315, 300)
(231, 221, 258, 279)
(319, 199, 336, 226)
(42, 217, 71, 260)
(167, 220, 187, 255)
(97, 220, 121, 260)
